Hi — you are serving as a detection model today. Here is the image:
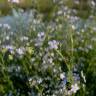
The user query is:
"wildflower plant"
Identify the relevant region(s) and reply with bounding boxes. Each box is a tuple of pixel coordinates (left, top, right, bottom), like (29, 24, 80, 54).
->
(0, 0, 96, 96)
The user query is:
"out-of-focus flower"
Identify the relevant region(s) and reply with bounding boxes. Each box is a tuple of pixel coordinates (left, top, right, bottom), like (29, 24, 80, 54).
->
(3, 24, 11, 30)
(26, 47, 34, 54)
(5, 36, 10, 40)
(50, 52, 54, 57)
(71, 83, 79, 93)
(67, 83, 79, 95)
(20, 36, 29, 41)
(73, 73, 80, 81)
(60, 73, 65, 80)
(2, 45, 15, 54)
(42, 53, 53, 64)
(28, 77, 33, 82)
(71, 25, 76, 30)
(8, 0, 19, 4)
(57, 10, 63, 15)
(15, 65, 21, 72)
(48, 40, 59, 49)
(91, 1, 95, 7)
(48, 58, 53, 63)
(37, 78, 43, 84)
(87, 45, 93, 50)
(4, 45, 14, 49)
(37, 32, 45, 38)
(8, 54, 13, 60)
(16, 47, 25, 55)
(35, 32, 45, 46)
(28, 78, 37, 87)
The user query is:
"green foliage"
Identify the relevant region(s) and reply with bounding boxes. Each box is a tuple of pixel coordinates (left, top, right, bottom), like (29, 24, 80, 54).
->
(0, 0, 11, 15)
(36, 0, 53, 13)
(65, 0, 91, 19)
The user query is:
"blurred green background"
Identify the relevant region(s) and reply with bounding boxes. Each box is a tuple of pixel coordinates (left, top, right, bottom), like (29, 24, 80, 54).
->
(0, 0, 94, 18)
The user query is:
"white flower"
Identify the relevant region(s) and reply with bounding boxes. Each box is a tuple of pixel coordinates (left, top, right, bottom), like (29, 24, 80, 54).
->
(20, 36, 29, 41)
(16, 47, 25, 55)
(60, 73, 65, 80)
(71, 83, 79, 93)
(91, 1, 95, 6)
(35, 32, 45, 46)
(50, 53, 54, 57)
(37, 32, 45, 38)
(48, 58, 53, 63)
(87, 45, 93, 49)
(67, 90, 72, 95)
(71, 25, 76, 30)
(37, 78, 42, 84)
(28, 77, 33, 82)
(8, 0, 19, 3)
(3, 24, 11, 30)
(5, 36, 10, 40)
(16, 66, 21, 72)
(48, 40, 59, 49)
(57, 10, 63, 15)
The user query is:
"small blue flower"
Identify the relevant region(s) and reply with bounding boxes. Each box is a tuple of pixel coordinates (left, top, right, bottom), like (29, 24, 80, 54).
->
(63, 78, 67, 85)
